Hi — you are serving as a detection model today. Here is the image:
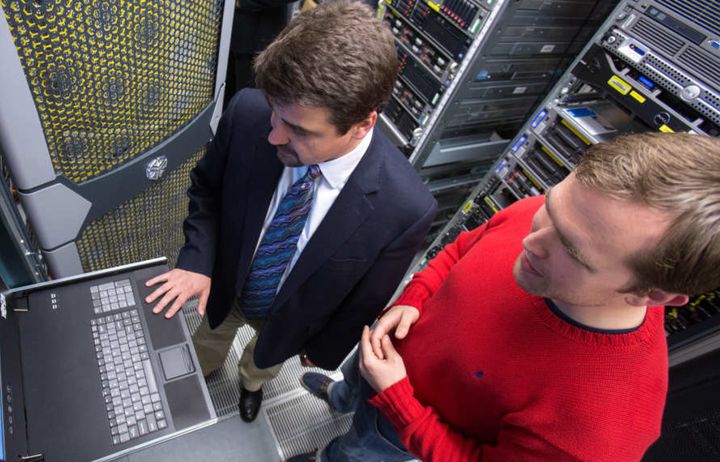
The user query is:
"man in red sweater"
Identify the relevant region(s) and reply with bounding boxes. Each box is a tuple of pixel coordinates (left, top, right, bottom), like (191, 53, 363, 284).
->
(290, 132, 720, 462)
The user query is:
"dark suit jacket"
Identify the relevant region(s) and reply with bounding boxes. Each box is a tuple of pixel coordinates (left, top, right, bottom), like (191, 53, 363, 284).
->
(176, 89, 437, 370)
(232, 0, 292, 56)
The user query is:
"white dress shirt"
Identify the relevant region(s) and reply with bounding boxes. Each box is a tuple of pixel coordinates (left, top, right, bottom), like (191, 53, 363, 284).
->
(254, 129, 374, 291)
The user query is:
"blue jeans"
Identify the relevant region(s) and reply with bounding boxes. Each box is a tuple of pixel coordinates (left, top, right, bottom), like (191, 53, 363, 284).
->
(320, 350, 416, 462)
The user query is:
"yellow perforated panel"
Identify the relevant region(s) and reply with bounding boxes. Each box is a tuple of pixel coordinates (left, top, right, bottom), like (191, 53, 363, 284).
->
(1, 0, 221, 183)
(75, 147, 205, 272)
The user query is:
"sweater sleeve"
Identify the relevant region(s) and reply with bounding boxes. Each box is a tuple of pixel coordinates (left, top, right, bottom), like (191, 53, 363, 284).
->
(390, 221, 491, 314)
(370, 378, 583, 462)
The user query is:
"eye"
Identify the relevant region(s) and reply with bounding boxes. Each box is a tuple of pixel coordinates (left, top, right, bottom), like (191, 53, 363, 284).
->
(291, 126, 309, 137)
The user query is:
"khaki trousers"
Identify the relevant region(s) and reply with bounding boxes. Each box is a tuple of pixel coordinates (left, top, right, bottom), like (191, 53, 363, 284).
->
(191, 298, 283, 392)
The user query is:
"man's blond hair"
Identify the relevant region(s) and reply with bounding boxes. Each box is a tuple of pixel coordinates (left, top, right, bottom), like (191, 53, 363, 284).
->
(575, 132, 720, 295)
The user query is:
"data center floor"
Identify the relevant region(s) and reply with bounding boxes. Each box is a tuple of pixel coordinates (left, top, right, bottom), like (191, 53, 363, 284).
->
(117, 301, 352, 461)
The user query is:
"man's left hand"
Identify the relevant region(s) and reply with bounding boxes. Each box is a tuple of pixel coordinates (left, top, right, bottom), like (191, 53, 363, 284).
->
(359, 325, 407, 393)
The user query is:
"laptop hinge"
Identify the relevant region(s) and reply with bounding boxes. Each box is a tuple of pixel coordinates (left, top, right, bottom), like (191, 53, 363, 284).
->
(0, 293, 29, 316)
(20, 454, 44, 461)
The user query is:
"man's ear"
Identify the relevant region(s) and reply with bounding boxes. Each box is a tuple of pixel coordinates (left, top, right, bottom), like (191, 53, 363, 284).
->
(625, 289, 689, 307)
(350, 111, 377, 139)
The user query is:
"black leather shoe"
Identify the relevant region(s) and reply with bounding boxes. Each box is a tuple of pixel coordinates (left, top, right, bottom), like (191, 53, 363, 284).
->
(239, 386, 263, 422)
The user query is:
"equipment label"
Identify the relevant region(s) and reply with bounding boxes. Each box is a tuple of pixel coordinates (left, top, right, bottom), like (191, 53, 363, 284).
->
(607, 75, 631, 95)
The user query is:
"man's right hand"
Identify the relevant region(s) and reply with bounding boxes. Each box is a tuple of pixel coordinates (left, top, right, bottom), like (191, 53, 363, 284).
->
(369, 305, 419, 360)
(144, 269, 211, 319)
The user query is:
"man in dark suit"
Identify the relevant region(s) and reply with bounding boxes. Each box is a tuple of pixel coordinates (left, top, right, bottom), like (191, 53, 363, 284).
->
(145, 1, 437, 423)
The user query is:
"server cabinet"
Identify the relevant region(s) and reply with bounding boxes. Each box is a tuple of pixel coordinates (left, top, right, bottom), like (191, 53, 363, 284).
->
(376, 0, 618, 238)
(412, 0, 720, 364)
(0, 0, 234, 278)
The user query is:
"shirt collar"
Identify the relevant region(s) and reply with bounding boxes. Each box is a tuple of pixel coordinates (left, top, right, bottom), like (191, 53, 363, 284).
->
(316, 128, 373, 190)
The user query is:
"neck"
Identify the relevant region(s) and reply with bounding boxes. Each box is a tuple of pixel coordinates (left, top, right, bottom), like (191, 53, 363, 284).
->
(552, 300, 648, 330)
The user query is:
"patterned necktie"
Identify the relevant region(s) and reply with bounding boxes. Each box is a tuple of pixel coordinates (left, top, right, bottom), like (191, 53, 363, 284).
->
(240, 165, 321, 319)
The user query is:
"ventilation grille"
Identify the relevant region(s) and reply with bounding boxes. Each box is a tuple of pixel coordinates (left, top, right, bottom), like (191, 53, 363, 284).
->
(631, 17, 684, 57)
(655, 0, 720, 36)
(266, 393, 353, 460)
(678, 46, 720, 90)
(75, 147, 205, 272)
(1, 0, 222, 183)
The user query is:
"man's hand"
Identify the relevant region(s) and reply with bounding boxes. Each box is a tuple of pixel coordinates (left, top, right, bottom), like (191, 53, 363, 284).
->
(370, 305, 419, 360)
(144, 269, 211, 319)
(359, 325, 407, 393)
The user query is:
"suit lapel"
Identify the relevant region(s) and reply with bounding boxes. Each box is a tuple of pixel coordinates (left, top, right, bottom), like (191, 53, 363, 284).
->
(272, 132, 385, 309)
(238, 132, 284, 280)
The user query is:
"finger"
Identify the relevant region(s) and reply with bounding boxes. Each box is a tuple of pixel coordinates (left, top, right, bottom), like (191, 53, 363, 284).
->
(371, 312, 399, 357)
(145, 281, 173, 304)
(360, 326, 376, 365)
(197, 291, 209, 317)
(394, 315, 413, 339)
(381, 335, 398, 359)
(152, 290, 178, 314)
(165, 294, 189, 319)
(369, 324, 386, 360)
(145, 272, 170, 287)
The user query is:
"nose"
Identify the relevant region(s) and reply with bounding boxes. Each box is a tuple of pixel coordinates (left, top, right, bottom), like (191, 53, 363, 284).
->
(268, 115, 289, 146)
(522, 227, 550, 260)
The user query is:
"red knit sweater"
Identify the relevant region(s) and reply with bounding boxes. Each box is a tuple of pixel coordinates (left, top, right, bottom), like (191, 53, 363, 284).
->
(369, 196, 667, 462)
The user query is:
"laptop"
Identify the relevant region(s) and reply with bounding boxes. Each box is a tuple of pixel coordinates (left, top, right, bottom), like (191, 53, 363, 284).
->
(0, 258, 216, 461)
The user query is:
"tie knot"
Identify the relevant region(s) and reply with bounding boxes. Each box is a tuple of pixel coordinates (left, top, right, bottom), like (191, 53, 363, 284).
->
(306, 164, 321, 180)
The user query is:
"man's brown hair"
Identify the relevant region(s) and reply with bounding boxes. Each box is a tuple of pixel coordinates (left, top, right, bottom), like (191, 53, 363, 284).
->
(254, 1, 397, 134)
(574, 132, 720, 296)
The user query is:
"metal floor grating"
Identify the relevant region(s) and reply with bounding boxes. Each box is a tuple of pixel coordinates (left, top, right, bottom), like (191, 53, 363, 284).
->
(182, 301, 354, 460)
(265, 393, 353, 460)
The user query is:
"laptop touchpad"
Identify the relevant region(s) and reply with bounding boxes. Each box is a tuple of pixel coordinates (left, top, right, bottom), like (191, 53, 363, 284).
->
(159, 345, 195, 380)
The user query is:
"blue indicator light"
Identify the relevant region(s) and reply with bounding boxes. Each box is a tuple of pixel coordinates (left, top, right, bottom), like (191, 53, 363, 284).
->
(629, 44, 646, 56)
(511, 135, 527, 153)
(531, 110, 547, 128)
(638, 75, 655, 89)
(475, 70, 489, 81)
(711, 40, 720, 49)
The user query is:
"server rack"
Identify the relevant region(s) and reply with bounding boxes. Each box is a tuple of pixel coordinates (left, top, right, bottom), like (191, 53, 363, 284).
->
(376, 0, 619, 238)
(412, 0, 720, 366)
(0, 0, 235, 280)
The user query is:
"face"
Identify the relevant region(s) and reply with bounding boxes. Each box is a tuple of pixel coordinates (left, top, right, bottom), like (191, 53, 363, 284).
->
(267, 100, 374, 167)
(512, 174, 673, 309)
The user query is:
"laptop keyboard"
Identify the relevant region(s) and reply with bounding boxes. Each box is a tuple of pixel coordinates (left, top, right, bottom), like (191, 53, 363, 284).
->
(91, 309, 168, 445)
(91, 279, 136, 315)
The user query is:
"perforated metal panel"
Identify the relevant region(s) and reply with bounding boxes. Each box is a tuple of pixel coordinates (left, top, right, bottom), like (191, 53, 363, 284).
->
(1, 0, 222, 183)
(266, 394, 353, 460)
(75, 147, 204, 271)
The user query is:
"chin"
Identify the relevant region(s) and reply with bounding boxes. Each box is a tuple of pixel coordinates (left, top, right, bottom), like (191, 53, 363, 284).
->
(277, 150, 303, 167)
(513, 257, 548, 296)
